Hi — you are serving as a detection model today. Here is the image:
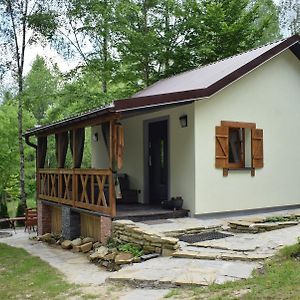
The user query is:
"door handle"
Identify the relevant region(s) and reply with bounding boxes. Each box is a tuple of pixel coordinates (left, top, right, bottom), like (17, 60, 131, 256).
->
(149, 156, 152, 166)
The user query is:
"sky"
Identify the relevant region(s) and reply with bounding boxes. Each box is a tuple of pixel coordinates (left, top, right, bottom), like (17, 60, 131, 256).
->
(24, 44, 75, 75)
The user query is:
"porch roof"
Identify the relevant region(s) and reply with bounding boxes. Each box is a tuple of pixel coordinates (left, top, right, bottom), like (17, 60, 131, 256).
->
(24, 34, 299, 138)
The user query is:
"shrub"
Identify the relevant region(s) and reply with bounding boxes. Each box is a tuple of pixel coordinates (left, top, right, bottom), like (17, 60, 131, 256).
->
(0, 201, 10, 228)
(117, 243, 143, 257)
(16, 202, 26, 226)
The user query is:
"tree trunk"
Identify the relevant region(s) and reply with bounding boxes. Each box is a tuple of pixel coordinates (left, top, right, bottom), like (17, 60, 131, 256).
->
(102, 34, 108, 94)
(142, 1, 150, 86)
(18, 78, 26, 211)
(102, 0, 108, 94)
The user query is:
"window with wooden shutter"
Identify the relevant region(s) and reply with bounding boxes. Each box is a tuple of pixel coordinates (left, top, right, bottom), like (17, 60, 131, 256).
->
(215, 121, 263, 176)
(215, 126, 229, 169)
(252, 128, 264, 169)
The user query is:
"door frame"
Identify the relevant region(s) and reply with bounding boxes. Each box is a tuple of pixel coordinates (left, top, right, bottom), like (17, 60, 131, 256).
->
(143, 116, 170, 205)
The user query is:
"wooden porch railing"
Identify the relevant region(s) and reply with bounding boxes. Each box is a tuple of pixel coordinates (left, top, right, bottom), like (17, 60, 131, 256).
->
(37, 168, 116, 217)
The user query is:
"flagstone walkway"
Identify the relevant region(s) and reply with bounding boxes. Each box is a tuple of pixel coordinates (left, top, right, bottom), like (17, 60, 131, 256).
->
(0, 208, 300, 299)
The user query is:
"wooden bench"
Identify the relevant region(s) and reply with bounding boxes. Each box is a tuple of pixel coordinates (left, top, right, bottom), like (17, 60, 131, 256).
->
(0, 217, 26, 233)
(25, 208, 37, 232)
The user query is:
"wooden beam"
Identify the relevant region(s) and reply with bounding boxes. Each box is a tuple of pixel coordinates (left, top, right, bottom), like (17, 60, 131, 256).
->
(221, 121, 256, 129)
(72, 129, 76, 168)
(36, 113, 121, 137)
(109, 120, 113, 169)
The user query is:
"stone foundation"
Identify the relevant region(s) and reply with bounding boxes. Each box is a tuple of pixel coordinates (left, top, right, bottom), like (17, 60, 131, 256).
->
(100, 216, 112, 243)
(38, 201, 112, 242)
(37, 200, 51, 235)
(62, 206, 81, 240)
(112, 220, 180, 255)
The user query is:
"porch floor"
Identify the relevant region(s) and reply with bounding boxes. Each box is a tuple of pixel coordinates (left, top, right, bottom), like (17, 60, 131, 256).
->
(114, 203, 189, 222)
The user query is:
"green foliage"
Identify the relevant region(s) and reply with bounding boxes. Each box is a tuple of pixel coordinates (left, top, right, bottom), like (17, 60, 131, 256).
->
(0, 102, 36, 201)
(15, 202, 26, 225)
(117, 243, 143, 257)
(0, 202, 10, 229)
(278, 242, 300, 259)
(106, 236, 120, 249)
(4, 175, 20, 201)
(265, 215, 300, 222)
(23, 56, 60, 123)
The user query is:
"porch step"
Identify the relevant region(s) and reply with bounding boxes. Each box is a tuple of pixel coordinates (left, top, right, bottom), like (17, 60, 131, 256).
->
(114, 207, 189, 222)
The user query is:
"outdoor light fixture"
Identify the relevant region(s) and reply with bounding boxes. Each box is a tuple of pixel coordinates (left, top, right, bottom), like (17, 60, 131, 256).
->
(93, 132, 99, 142)
(179, 115, 188, 128)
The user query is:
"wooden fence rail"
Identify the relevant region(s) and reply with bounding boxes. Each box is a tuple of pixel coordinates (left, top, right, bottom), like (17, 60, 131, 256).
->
(37, 168, 116, 217)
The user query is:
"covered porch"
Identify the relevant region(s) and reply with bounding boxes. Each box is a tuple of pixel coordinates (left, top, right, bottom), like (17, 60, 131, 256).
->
(25, 105, 189, 225)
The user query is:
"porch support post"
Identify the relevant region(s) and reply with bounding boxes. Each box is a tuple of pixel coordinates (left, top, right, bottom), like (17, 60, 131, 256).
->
(72, 129, 76, 207)
(100, 215, 112, 244)
(109, 120, 116, 217)
(37, 200, 51, 235)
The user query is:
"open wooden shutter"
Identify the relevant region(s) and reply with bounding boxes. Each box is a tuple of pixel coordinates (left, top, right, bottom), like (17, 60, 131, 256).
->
(116, 125, 124, 170)
(252, 128, 264, 169)
(215, 126, 229, 169)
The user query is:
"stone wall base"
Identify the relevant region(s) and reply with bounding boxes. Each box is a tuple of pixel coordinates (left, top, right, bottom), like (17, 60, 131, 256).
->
(113, 220, 180, 255)
(37, 201, 112, 242)
(37, 200, 51, 235)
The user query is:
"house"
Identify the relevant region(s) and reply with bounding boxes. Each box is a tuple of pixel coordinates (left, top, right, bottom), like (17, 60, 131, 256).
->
(25, 34, 300, 242)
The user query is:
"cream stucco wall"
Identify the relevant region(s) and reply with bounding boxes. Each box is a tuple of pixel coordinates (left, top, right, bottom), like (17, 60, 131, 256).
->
(194, 49, 300, 214)
(91, 104, 195, 213)
(91, 125, 109, 169)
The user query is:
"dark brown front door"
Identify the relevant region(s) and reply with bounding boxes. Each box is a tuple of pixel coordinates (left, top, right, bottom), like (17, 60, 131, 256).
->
(148, 120, 168, 205)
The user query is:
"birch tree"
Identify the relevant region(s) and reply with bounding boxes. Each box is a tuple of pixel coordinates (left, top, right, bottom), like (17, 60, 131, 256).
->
(0, 0, 55, 213)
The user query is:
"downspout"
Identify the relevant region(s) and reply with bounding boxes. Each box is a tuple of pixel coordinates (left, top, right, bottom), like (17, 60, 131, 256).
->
(25, 135, 37, 149)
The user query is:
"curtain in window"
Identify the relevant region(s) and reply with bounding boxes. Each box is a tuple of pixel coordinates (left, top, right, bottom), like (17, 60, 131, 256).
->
(70, 128, 85, 168)
(55, 132, 69, 168)
(37, 136, 47, 168)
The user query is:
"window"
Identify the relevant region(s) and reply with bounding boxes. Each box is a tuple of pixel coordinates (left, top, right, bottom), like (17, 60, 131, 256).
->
(215, 121, 263, 176)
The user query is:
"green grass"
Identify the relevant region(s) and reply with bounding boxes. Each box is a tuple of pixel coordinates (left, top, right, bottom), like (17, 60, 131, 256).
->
(165, 242, 300, 300)
(0, 243, 79, 299)
(7, 198, 36, 217)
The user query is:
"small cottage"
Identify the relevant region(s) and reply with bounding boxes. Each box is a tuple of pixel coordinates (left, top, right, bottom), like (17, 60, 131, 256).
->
(25, 34, 300, 242)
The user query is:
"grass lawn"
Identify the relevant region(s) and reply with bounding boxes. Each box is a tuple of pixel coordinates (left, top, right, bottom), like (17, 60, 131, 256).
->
(0, 243, 80, 300)
(165, 242, 300, 300)
(7, 198, 36, 217)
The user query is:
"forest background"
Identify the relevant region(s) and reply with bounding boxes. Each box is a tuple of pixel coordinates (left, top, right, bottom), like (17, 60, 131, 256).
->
(0, 0, 299, 220)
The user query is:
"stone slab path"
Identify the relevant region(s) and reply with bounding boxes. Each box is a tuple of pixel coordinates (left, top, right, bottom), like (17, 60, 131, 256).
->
(109, 256, 258, 286)
(174, 223, 300, 262)
(1, 208, 300, 299)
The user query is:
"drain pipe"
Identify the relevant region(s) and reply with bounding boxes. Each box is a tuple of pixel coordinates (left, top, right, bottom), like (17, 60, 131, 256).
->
(25, 135, 37, 149)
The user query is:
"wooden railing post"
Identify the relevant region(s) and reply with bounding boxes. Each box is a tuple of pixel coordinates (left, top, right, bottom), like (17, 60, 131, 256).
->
(109, 171, 116, 217)
(58, 172, 62, 198)
(72, 170, 76, 207)
(36, 169, 40, 199)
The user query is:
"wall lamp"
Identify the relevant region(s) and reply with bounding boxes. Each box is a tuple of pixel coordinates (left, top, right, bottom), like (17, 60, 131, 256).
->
(179, 115, 188, 128)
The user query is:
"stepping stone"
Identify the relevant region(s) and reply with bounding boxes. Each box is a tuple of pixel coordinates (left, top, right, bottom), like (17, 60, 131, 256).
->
(173, 250, 218, 260)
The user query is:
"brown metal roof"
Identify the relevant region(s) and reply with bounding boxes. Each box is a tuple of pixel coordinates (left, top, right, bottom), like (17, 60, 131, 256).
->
(114, 34, 299, 111)
(25, 34, 300, 137)
(134, 41, 284, 98)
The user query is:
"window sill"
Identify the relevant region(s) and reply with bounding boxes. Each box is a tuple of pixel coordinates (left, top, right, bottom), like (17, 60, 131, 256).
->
(223, 167, 255, 177)
(228, 167, 252, 171)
